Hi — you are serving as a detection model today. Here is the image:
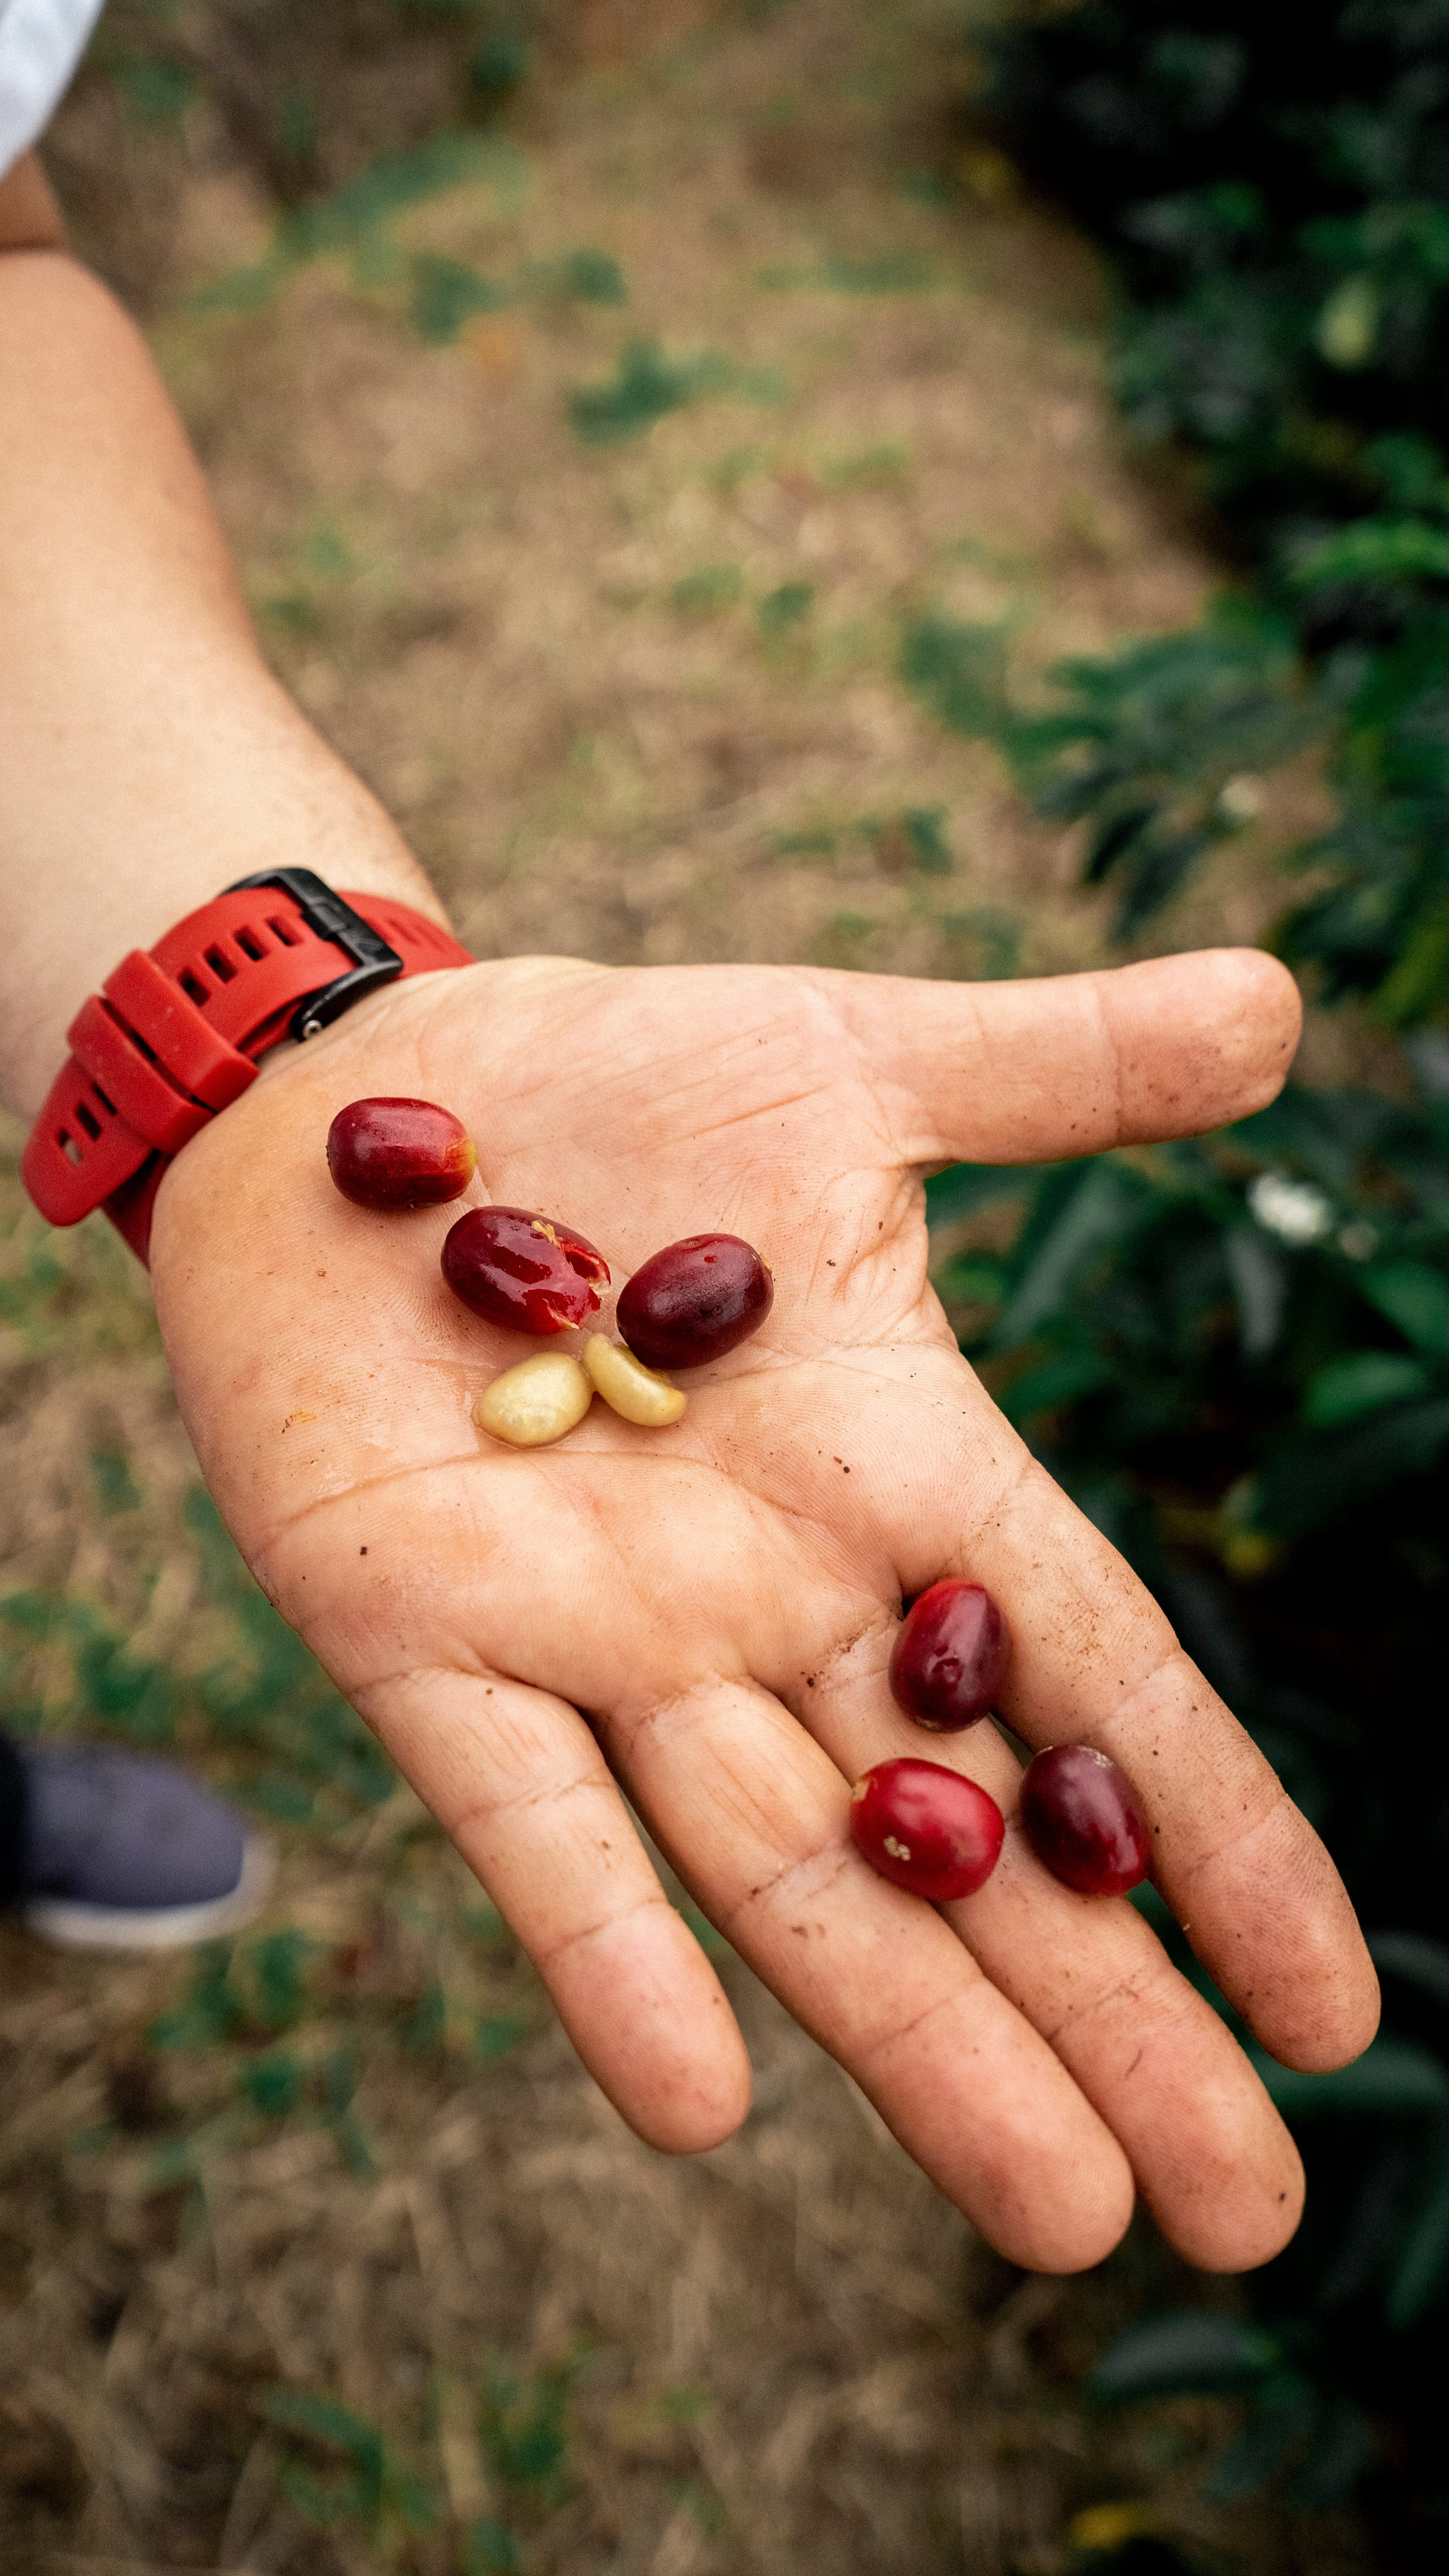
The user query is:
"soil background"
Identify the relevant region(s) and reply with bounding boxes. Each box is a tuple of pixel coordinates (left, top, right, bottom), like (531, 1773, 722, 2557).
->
(0, 3, 1373, 2571)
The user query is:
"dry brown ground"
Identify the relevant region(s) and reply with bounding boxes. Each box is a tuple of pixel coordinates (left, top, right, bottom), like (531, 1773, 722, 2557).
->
(1, 3, 1376, 2571)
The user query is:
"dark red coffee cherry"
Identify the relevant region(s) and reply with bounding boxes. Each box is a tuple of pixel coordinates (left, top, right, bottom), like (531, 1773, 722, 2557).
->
(442, 1206, 609, 1334)
(889, 1580, 1009, 1732)
(850, 1757, 1004, 1902)
(1019, 1744, 1150, 1897)
(327, 1097, 476, 1210)
(617, 1233, 772, 1370)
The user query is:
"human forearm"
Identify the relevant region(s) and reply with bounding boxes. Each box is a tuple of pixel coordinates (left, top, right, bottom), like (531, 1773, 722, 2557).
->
(0, 236, 446, 1116)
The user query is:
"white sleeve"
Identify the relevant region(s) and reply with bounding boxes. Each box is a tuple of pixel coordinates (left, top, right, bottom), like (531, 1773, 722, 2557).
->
(0, 0, 106, 179)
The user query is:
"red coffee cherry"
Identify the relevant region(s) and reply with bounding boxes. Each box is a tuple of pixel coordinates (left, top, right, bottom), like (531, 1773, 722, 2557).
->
(616, 1233, 772, 1369)
(442, 1206, 609, 1334)
(889, 1580, 1009, 1732)
(327, 1097, 476, 1210)
(1019, 1744, 1150, 1896)
(850, 1757, 1004, 1902)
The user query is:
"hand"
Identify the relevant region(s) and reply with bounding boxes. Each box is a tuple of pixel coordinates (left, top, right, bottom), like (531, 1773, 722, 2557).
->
(150, 948, 1377, 2274)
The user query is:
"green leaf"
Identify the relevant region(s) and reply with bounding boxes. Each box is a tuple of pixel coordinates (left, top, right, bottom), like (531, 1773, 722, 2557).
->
(1088, 2310, 1279, 2405)
(757, 580, 813, 632)
(409, 253, 511, 343)
(151, 1943, 240, 2051)
(474, 2012, 530, 2063)
(566, 341, 733, 446)
(901, 806, 953, 872)
(239, 2050, 303, 2118)
(1371, 912, 1449, 1027)
(90, 1449, 142, 1514)
(898, 615, 1009, 737)
(992, 1163, 1150, 1346)
(1358, 1261, 1449, 1359)
(547, 246, 626, 305)
(1292, 517, 1449, 590)
(1246, 2034, 1449, 2119)
(249, 1929, 318, 2033)
(1303, 1351, 1432, 1426)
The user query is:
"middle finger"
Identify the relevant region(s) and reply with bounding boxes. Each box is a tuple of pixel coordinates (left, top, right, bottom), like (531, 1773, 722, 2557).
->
(607, 1672, 1137, 2273)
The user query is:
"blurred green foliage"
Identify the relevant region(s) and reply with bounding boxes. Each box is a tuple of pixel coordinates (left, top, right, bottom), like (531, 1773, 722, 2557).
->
(91, 0, 533, 212)
(252, 2346, 586, 2566)
(982, 0, 1449, 1018)
(928, 1057, 1449, 2511)
(917, 3, 1449, 2521)
(565, 340, 786, 446)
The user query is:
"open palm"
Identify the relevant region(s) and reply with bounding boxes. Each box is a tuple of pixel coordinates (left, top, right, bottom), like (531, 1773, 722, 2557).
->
(150, 948, 1377, 2275)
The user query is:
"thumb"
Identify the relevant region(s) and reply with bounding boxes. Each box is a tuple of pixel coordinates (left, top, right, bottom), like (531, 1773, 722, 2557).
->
(828, 948, 1301, 1166)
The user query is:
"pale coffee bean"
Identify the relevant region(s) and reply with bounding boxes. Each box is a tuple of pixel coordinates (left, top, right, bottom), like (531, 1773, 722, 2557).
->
(474, 1352, 593, 1447)
(583, 1334, 687, 1426)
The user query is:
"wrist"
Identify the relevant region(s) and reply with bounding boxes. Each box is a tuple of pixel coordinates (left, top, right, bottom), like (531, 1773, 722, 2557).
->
(0, 255, 451, 1114)
(0, 757, 450, 1120)
(21, 869, 472, 1263)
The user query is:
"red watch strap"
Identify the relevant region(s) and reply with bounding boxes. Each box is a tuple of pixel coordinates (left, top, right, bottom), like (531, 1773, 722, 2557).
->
(105, 947, 258, 1113)
(23, 886, 471, 1264)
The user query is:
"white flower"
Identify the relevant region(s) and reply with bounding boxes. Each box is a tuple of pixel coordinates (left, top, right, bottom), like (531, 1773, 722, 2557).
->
(1247, 1171, 1334, 1246)
(1218, 773, 1265, 823)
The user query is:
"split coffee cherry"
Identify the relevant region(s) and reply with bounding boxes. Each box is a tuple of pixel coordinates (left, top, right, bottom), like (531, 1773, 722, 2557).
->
(850, 1757, 1004, 1902)
(327, 1097, 476, 1210)
(616, 1233, 772, 1370)
(1019, 1744, 1150, 1897)
(889, 1580, 1009, 1732)
(442, 1206, 609, 1334)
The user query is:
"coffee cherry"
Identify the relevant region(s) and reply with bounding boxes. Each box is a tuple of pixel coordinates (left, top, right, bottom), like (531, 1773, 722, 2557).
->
(583, 1335, 686, 1426)
(889, 1580, 1009, 1732)
(327, 1097, 476, 1210)
(474, 1353, 593, 1447)
(442, 1207, 609, 1334)
(616, 1233, 772, 1370)
(850, 1757, 1004, 1902)
(1019, 1744, 1150, 1897)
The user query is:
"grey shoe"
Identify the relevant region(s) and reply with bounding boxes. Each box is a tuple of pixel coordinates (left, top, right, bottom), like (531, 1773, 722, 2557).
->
(13, 1744, 273, 1952)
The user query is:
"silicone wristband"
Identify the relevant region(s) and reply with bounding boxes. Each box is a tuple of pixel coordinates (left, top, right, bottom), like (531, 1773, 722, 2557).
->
(22, 872, 472, 1264)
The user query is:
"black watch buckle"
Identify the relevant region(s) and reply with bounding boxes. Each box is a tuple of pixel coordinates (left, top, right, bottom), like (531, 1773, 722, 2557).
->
(222, 866, 405, 1040)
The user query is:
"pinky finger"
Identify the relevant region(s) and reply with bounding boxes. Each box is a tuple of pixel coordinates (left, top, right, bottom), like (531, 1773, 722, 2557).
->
(357, 1665, 752, 2154)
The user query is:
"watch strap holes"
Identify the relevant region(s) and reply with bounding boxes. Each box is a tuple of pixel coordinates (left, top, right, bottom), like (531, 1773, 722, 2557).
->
(76, 1104, 102, 1142)
(179, 970, 209, 1008)
(234, 925, 268, 961)
(59, 1130, 83, 1166)
(203, 945, 238, 983)
(267, 914, 300, 945)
